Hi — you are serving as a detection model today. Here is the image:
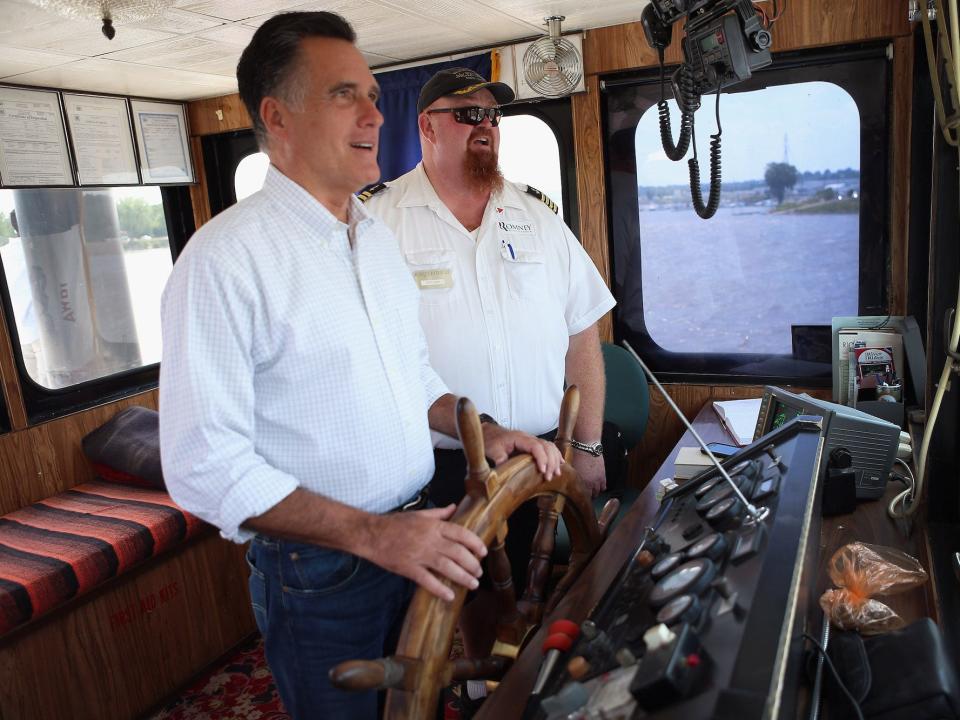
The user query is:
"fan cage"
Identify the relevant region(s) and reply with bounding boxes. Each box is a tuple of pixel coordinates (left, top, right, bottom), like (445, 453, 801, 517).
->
(523, 36, 583, 97)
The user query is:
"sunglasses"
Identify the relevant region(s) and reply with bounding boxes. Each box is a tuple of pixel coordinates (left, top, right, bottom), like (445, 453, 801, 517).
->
(426, 106, 503, 127)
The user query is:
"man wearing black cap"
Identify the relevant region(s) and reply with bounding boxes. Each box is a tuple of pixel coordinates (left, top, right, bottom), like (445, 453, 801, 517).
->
(364, 67, 615, 662)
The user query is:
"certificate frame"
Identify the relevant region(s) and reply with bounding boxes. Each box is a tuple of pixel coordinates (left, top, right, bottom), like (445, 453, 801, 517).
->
(63, 92, 140, 186)
(130, 98, 194, 184)
(0, 85, 75, 188)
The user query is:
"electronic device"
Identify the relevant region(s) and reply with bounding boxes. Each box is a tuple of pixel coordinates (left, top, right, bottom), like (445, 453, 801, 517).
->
(527, 416, 826, 719)
(640, 0, 773, 219)
(701, 442, 738, 458)
(754, 386, 901, 500)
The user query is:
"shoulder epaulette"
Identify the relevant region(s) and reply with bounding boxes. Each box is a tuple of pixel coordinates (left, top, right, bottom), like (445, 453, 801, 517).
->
(525, 185, 558, 214)
(358, 182, 389, 203)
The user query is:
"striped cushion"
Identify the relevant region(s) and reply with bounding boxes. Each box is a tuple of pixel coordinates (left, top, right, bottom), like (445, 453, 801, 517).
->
(0, 481, 205, 636)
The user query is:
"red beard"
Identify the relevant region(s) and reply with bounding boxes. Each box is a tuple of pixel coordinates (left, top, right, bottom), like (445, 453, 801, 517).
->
(463, 128, 503, 195)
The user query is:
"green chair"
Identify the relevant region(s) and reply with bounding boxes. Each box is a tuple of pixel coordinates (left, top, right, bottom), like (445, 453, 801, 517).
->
(600, 342, 650, 456)
(554, 342, 651, 559)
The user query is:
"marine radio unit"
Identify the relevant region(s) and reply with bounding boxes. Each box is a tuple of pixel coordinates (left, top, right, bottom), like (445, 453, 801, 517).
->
(642, 0, 772, 96)
(753, 386, 901, 500)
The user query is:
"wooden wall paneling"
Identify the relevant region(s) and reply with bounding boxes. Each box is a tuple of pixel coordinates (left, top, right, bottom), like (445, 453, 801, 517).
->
(187, 93, 252, 137)
(771, 0, 910, 53)
(0, 389, 158, 515)
(572, 75, 613, 343)
(583, 1, 911, 77)
(582, 22, 684, 77)
(0, 533, 255, 720)
(190, 136, 214, 231)
(890, 34, 914, 315)
(0, 296, 27, 430)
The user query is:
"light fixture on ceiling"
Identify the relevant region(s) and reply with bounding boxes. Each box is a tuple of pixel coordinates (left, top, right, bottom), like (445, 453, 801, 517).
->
(23, 0, 167, 40)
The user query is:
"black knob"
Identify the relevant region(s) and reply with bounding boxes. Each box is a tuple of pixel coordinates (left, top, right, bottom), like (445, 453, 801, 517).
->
(686, 532, 729, 562)
(705, 496, 745, 531)
(752, 29, 772, 50)
(656, 593, 703, 626)
(696, 482, 734, 515)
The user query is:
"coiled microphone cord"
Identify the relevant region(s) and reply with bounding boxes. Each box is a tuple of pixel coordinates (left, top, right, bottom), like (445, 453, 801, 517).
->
(656, 51, 696, 161)
(689, 78, 723, 219)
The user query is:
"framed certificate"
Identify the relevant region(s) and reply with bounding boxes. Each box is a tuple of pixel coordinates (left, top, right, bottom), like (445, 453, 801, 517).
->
(130, 98, 194, 184)
(63, 93, 139, 185)
(0, 85, 74, 187)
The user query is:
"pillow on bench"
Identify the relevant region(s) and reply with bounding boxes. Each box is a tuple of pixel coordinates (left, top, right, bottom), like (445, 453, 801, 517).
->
(82, 406, 164, 490)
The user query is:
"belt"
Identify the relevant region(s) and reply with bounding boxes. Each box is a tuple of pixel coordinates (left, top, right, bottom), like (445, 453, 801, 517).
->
(390, 486, 430, 513)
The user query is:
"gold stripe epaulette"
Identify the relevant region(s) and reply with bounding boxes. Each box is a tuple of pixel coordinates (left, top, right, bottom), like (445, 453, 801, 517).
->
(525, 185, 558, 214)
(358, 182, 388, 203)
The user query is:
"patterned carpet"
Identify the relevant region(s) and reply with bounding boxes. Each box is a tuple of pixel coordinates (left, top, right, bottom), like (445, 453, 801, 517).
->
(147, 635, 290, 720)
(147, 633, 467, 719)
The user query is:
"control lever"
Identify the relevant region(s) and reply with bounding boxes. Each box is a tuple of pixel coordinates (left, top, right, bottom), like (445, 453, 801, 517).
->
(623, 341, 769, 526)
(531, 620, 580, 695)
(522, 620, 580, 720)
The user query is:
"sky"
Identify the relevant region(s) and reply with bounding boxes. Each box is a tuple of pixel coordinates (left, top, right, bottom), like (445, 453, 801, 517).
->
(634, 81, 861, 186)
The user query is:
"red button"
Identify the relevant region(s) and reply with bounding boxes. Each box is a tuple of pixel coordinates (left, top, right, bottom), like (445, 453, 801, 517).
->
(685, 653, 702, 667)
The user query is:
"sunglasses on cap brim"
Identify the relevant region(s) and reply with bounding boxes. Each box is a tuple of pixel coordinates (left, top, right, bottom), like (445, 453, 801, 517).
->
(425, 106, 503, 127)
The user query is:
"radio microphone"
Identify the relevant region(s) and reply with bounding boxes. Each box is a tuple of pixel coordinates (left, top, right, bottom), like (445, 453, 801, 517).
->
(622, 341, 768, 525)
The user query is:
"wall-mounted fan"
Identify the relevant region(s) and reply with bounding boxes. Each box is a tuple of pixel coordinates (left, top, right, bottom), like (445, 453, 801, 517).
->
(522, 16, 583, 98)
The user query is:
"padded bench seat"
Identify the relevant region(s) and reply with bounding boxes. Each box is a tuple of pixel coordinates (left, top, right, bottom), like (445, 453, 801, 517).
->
(0, 480, 205, 637)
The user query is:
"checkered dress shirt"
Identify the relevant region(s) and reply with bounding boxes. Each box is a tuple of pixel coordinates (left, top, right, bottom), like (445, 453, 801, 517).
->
(160, 166, 447, 542)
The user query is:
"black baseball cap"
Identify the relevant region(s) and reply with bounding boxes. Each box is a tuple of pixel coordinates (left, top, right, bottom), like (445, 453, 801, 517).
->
(416, 67, 515, 114)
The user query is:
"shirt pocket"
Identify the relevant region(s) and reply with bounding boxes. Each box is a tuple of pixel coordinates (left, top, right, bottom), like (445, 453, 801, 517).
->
(404, 249, 455, 305)
(500, 243, 549, 303)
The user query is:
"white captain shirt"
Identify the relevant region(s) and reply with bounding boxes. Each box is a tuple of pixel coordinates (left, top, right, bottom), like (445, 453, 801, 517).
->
(366, 163, 615, 448)
(160, 165, 447, 542)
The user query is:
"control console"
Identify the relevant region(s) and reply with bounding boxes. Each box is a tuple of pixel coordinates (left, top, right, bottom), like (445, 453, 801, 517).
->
(529, 417, 825, 719)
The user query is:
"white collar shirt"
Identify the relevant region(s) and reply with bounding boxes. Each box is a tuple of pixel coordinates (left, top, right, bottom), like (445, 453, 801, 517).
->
(160, 166, 447, 542)
(366, 163, 615, 448)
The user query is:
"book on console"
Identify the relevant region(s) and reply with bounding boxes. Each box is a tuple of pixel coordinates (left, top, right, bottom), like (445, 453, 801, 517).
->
(674, 446, 715, 481)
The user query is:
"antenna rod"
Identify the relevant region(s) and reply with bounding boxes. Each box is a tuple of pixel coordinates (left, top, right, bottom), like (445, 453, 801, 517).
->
(622, 341, 766, 524)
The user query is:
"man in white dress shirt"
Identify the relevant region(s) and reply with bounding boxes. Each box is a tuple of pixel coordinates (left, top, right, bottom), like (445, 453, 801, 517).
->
(364, 69, 615, 660)
(159, 14, 561, 719)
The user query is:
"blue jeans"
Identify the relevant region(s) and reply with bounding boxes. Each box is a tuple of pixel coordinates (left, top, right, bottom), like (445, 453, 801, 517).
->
(246, 536, 414, 719)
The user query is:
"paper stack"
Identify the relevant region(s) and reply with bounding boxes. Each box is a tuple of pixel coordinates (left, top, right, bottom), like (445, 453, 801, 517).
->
(712, 398, 762, 446)
(673, 446, 714, 481)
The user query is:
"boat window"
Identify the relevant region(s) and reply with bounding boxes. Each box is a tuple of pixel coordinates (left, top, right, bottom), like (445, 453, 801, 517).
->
(499, 114, 564, 218)
(235, 152, 270, 202)
(0, 186, 174, 418)
(605, 47, 889, 383)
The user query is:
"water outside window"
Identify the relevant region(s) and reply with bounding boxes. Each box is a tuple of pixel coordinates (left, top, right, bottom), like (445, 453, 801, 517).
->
(0, 186, 172, 389)
(625, 81, 860, 356)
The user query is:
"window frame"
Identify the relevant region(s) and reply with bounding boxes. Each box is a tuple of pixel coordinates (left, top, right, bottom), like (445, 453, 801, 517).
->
(0, 185, 192, 424)
(203, 130, 260, 218)
(603, 43, 891, 384)
(501, 98, 579, 237)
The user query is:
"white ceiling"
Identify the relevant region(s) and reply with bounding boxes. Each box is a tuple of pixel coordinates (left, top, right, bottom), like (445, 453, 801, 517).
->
(0, 0, 645, 100)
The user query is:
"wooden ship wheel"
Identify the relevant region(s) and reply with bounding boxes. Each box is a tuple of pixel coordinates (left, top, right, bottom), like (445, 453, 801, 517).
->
(331, 386, 620, 719)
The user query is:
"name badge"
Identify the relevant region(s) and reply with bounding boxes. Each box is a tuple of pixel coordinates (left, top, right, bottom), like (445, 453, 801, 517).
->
(497, 219, 535, 235)
(414, 269, 453, 290)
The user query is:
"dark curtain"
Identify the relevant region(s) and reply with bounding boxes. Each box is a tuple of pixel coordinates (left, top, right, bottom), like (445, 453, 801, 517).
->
(374, 53, 491, 183)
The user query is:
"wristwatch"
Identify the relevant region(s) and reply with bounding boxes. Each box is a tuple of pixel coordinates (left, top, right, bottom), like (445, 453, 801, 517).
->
(478, 413, 499, 426)
(570, 439, 604, 456)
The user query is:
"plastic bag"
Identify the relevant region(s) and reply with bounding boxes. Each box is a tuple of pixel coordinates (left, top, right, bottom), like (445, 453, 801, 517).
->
(819, 541, 928, 634)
